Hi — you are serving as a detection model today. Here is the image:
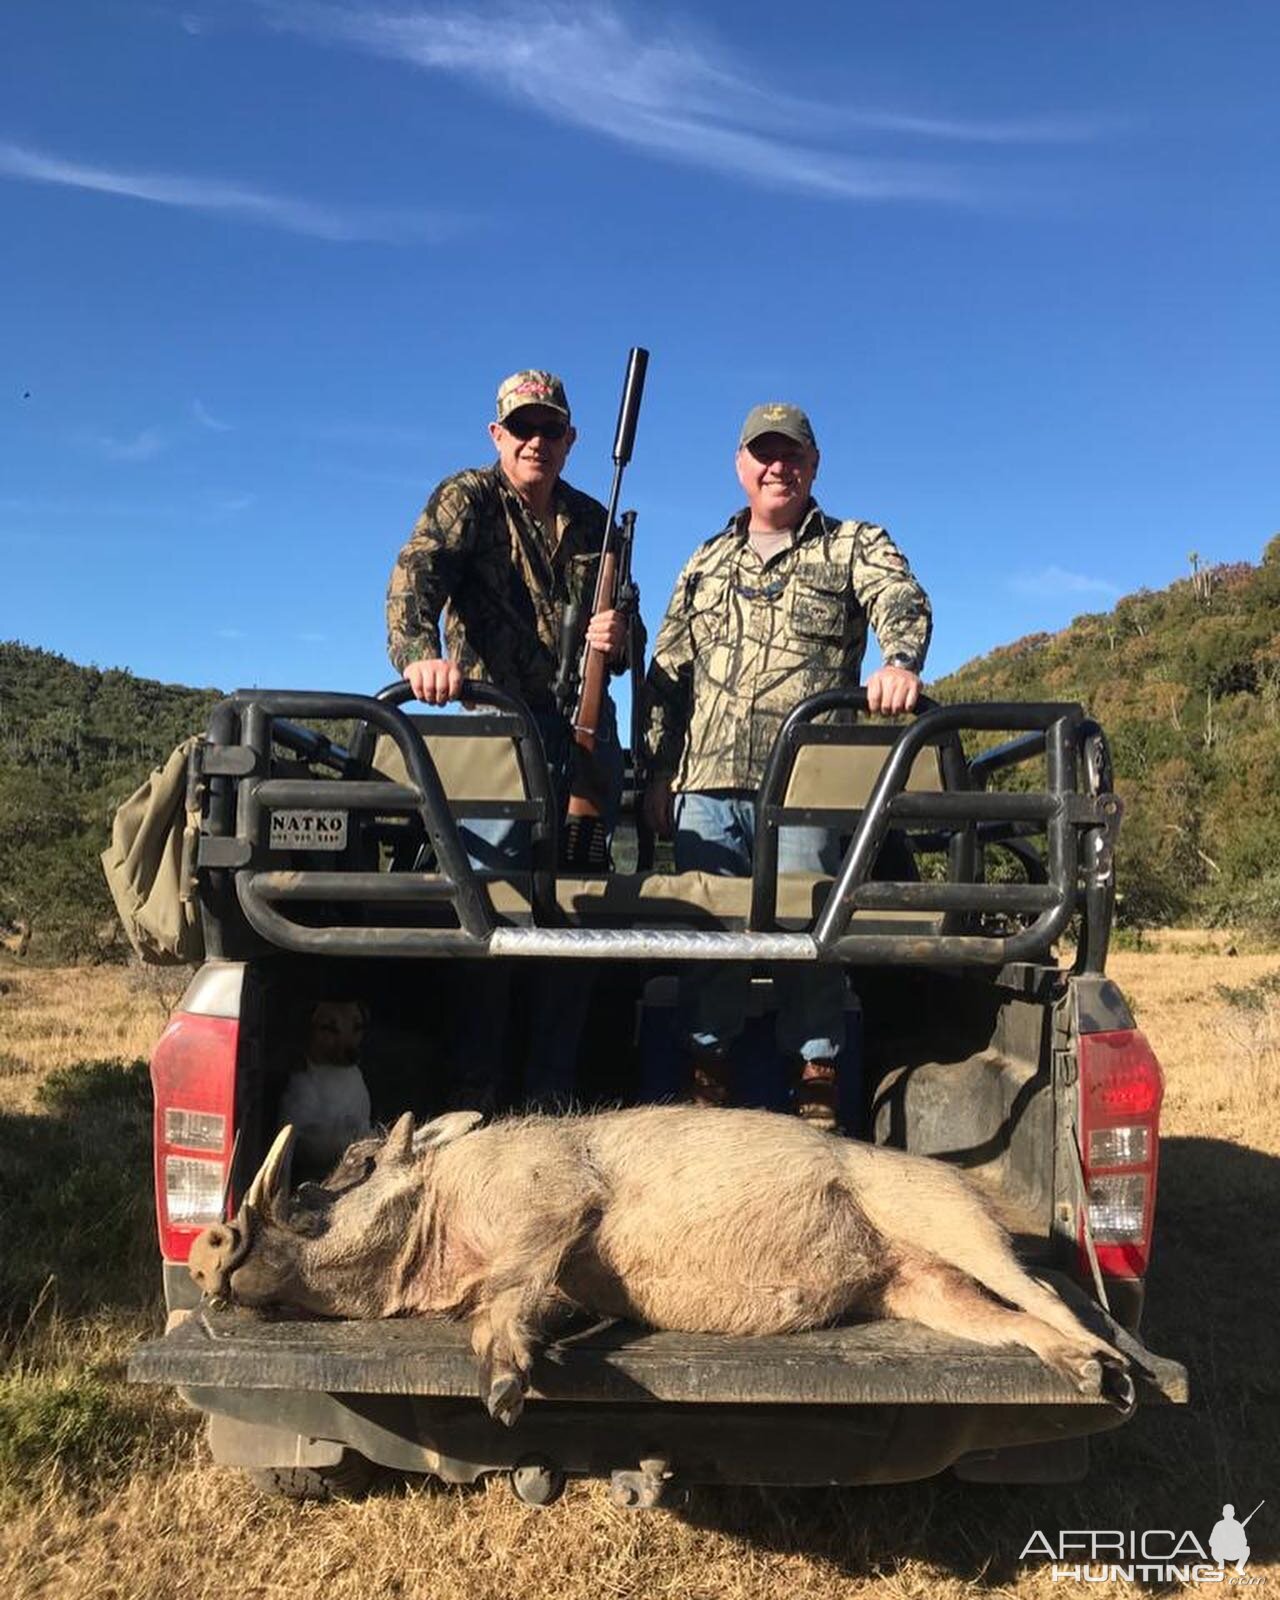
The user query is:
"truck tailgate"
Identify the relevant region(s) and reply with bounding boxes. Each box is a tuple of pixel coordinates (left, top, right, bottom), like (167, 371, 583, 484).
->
(131, 1293, 1186, 1409)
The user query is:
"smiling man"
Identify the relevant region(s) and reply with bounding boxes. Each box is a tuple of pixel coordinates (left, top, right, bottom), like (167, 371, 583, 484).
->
(388, 369, 624, 713)
(643, 402, 932, 1127)
(386, 368, 629, 1108)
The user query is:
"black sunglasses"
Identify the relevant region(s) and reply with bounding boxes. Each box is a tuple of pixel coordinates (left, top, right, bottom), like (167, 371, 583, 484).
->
(503, 415, 569, 442)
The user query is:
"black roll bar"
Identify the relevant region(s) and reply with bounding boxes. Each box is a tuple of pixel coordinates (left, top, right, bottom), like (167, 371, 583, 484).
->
(225, 686, 494, 943)
(364, 681, 561, 924)
(813, 700, 1086, 954)
(207, 681, 561, 953)
(750, 689, 955, 931)
(196, 683, 1119, 968)
(748, 690, 1104, 959)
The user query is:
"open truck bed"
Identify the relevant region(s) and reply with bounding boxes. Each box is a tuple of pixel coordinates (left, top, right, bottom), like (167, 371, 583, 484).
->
(128, 683, 1186, 1498)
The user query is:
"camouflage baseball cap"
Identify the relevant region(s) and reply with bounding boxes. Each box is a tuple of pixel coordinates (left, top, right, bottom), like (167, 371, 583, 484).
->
(495, 369, 571, 424)
(739, 402, 817, 452)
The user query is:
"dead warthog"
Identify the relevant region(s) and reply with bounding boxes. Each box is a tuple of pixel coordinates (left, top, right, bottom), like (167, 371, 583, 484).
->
(188, 1105, 1127, 1424)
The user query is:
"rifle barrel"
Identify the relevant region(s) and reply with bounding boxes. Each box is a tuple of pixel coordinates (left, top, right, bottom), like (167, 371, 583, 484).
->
(591, 348, 649, 615)
(611, 347, 649, 465)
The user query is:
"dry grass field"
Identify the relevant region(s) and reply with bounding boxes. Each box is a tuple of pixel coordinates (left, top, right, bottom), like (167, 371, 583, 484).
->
(0, 949, 1276, 1599)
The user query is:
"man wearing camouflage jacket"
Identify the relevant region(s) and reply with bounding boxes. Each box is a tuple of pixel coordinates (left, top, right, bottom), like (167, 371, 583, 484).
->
(387, 368, 627, 863)
(643, 402, 931, 1128)
(388, 374, 625, 705)
(386, 369, 628, 1109)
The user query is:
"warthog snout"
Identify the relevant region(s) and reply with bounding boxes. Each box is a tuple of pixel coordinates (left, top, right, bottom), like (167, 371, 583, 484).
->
(188, 1124, 297, 1299)
(188, 1218, 251, 1297)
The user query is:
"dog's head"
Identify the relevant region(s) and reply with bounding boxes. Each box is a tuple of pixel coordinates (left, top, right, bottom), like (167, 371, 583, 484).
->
(305, 1001, 368, 1068)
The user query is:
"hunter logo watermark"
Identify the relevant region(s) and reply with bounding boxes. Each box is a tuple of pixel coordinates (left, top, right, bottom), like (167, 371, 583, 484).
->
(1021, 1500, 1265, 1584)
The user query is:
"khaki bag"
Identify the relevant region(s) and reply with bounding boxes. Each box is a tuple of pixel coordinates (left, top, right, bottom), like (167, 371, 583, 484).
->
(101, 737, 204, 965)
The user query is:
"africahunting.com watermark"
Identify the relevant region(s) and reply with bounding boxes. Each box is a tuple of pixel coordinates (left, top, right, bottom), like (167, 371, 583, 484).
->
(1022, 1501, 1266, 1584)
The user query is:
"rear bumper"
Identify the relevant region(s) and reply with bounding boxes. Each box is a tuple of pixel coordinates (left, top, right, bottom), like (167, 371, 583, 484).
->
(186, 1385, 1139, 1487)
(130, 1291, 1186, 1488)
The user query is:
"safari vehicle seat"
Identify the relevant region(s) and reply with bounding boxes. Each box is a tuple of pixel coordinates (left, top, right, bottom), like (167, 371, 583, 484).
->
(371, 723, 946, 938)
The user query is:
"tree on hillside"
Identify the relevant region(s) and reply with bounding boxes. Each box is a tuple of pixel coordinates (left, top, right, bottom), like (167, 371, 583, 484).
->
(930, 540, 1280, 935)
(0, 643, 221, 960)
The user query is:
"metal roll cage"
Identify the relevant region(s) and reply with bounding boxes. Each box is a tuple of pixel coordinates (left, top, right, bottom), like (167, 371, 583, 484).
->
(192, 682, 1121, 971)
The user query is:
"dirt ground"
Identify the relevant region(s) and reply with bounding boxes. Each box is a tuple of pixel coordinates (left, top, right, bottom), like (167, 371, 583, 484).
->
(0, 949, 1276, 1599)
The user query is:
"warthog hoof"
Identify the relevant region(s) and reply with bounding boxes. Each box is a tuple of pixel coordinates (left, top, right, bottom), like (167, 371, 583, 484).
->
(1042, 1335, 1130, 1403)
(486, 1373, 527, 1427)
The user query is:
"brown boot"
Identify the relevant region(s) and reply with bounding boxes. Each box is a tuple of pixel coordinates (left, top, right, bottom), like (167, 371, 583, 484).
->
(687, 1048, 732, 1109)
(793, 1058, 839, 1131)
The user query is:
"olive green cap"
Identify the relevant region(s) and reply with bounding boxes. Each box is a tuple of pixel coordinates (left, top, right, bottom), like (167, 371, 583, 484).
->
(495, 369, 570, 424)
(738, 402, 817, 452)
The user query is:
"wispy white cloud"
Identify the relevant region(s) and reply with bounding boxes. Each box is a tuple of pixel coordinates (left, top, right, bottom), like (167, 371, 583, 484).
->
(0, 139, 459, 241)
(0, 529, 53, 551)
(318, 463, 433, 490)
(292, 419, 429, 448)
(1009, 566, 1121, 598)
(818, 110, 1115, 146)
(212, 493, 257, 514)
(258, 1, 1114, 205)
(0, 495, 175, 517)
(0, 492, 258, 521)
(92, 426, 167, 463)
(193, 398, 233, 432)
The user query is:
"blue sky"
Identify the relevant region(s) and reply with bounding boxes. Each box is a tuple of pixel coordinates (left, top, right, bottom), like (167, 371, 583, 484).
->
(2, 0, 1277, 699)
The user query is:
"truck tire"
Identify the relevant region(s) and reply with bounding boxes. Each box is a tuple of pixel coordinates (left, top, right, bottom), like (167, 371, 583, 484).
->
(245, 1450, 379, 1501)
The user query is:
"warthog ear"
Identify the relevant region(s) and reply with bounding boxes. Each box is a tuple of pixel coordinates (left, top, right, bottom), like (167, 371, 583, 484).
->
(380, 1111, 417, 1167)
(413, 1110, 484, 1152)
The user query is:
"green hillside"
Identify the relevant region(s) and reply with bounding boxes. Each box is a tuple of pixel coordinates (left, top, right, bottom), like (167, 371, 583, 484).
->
(931, 535, 1280, 931)
(0, 643, 221, 959)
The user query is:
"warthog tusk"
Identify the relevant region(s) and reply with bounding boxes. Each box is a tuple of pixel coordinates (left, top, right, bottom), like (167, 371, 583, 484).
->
(243, 1124, 296, 1219)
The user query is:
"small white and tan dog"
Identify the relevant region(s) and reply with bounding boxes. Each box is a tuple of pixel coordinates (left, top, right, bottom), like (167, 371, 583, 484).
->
(278, 1001, 372, 1170)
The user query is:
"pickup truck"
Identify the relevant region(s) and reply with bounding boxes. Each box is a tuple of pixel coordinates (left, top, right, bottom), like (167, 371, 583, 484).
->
(128, 682, 1187, 1504)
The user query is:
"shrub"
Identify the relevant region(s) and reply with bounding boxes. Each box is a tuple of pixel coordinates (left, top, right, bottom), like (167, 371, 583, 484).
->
(0, 1369, 145, 1505)
(0, 1059, 157, 1333)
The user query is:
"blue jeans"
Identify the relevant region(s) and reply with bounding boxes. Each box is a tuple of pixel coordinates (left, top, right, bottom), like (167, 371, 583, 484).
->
(674, 790, 847, 1063)
(457, 703, 625, 1108)
(459, 704, 624, 873)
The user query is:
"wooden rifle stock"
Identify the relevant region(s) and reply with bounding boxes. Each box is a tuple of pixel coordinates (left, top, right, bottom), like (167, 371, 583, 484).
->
(566, 517, 633, 838)
(569, 544, 619, 753)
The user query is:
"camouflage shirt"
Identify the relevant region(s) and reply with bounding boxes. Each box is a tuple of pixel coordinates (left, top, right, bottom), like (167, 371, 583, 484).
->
(645, 501, 932, 792)
(387, 464, 609, 711)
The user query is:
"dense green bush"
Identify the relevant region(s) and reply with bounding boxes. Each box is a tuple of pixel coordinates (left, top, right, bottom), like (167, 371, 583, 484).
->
(0, 1369, 153, 1505)
(930, 543, 1280, 934)
(0, 1054, 191, 1510)
(0, 1058, 156, 1329)
(0, 642, 221, 961)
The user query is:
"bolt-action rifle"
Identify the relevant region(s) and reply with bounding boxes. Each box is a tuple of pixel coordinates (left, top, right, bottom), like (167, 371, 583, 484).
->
(554, 346, 648, 869)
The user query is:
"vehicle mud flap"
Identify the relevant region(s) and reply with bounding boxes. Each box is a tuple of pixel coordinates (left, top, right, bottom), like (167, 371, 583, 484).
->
(954, 1435, 1090, 1484)
(205, 1410, 344, 1470)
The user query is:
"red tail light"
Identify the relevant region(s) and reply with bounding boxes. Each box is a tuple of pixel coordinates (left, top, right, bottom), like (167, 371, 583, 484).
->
(1077, 1029, 1163, 1279)
(150, 1012, 239, 1262)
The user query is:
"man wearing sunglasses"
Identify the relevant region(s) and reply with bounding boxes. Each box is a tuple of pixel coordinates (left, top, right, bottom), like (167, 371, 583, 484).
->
(643, 402, 932, 1130)
(386, 369, 629, 1107)
(389, 369, 625, 717)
